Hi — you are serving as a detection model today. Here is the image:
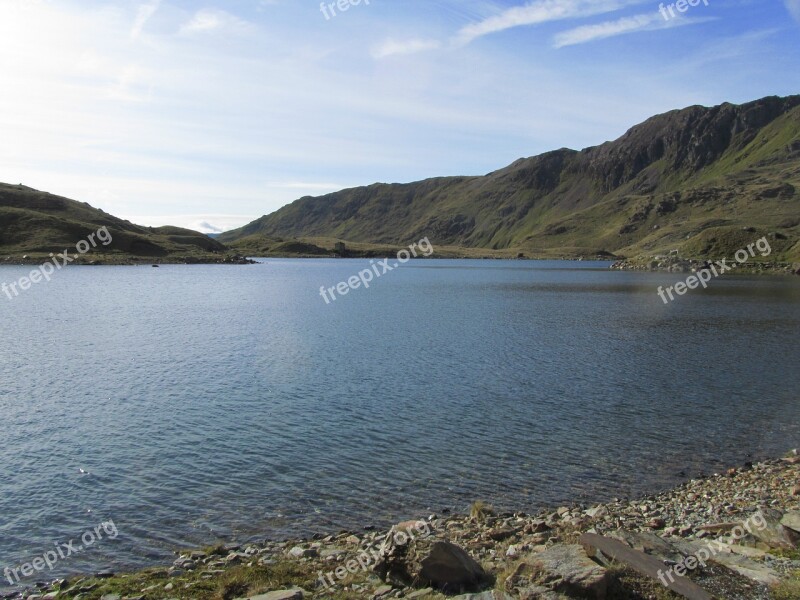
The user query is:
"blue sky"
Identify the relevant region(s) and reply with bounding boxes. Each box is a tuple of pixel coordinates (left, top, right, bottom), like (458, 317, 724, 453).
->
(0, 0, 798, 233)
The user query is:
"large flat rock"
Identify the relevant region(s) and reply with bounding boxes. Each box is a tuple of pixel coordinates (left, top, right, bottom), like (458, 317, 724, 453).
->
(750, 509, 798, 550)
(580, 533, 711, 600)
(507, 543, 608, 599)
(608, 529, 685, 563)
(236, 590, 304, 600)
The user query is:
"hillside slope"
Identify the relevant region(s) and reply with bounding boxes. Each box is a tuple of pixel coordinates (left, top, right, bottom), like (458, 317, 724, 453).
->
(0, 184, 235, 264)
(221, 95, 800, 261)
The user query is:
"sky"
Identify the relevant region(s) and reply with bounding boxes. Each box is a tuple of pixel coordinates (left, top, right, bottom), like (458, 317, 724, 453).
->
(0, 0, 799, 233)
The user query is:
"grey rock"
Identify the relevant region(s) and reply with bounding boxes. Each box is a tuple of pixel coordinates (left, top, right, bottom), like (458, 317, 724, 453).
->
(608, 529, 685, 562)
(235, 590, 304, 600)
(406, 588, 435, 598)
(706, 552, 781, 586)
(506, 544, 608, 599)
(749, 509, 798, 550)
(452, 592, 515, 600)
(419, 541, 487, 589)
(287, 546, 318, 559)
(375, 536, 487, 591)
(780, 511, 800, 533)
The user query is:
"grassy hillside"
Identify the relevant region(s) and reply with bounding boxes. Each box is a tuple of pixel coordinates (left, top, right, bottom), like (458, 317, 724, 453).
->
(221, 95, 800, 263)
(0, 184, 246, 264)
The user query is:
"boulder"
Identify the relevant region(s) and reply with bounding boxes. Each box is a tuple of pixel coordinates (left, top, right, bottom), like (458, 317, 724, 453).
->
(780, 511, 800, 533)
(748, 509, 798, 550)
(704, 552, 781, 586)
(505, 544, 608, 599)
(581, 534, 711, 600)
(419, 541, 488, 590)
(374, 534, 488, 592)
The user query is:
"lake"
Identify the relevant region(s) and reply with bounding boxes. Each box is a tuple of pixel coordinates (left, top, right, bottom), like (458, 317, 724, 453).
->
(1, 259, 799, 589)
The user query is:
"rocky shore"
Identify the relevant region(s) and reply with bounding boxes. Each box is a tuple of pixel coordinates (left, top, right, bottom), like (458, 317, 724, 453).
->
(2, 255, 256, 266)
(4, 453, 800, 600)
(610, 256, 800, 276)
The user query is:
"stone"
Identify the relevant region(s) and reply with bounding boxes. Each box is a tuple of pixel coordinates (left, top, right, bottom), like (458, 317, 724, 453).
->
(780, 511, 800, 533)
(705, 552, 781, 586)
(375, 536, 487, 591)
(585, 506, 608, 519)
(581, 534, 711, 600)
(319, 547, 346, 559)
(235, 590, 304, 600)
(452, 592, 515, 600)
(727, 544, 768, 558)
(749, 509, 798, 550)
(507, 544, 608, 599)
(527, 520, 551, 534)
(406, 588, 435, 598)
(373, 585, 393, 598)
(487, 527, 519, 541)
(419, 541, 488, 590)
(607, 529, 685, 563)
(287, 546, 318, 559)
(697, 523, 737, 533)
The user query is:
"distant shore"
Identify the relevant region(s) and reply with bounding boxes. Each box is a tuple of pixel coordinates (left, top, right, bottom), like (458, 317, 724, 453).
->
(0, 254, 256, 267)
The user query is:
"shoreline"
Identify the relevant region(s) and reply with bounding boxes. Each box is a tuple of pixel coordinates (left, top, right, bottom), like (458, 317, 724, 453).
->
(4, 452, 800, 600)
(0, 255, 256, 267)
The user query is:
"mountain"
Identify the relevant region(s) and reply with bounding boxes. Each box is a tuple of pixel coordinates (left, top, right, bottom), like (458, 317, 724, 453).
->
(0, 184, 240, 264)
(220, 95, 800, 262)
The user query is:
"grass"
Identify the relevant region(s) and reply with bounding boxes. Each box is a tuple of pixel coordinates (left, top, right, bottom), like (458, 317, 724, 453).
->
(53, 560, 324, 600)
(771, 572, 800, 600)
(604, 564, 683, 600)
(0, 183, 240, 263)
(469, 501, 495, 524)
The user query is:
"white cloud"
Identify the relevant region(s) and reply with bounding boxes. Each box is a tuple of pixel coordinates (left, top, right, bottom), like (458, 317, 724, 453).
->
(553, 12, 713, 47)
(554, 12, 652, 47)
(454, 0, 640, 45)
(192, 221, 223, 234)
(179, 9, 252, 35)
(120, 214, 258, 233)
(786, 0, 800, 24)
(372, 38, 442, 59)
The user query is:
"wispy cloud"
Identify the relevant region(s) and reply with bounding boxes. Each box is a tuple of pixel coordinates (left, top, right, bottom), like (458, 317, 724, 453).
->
(553, 11, 710, 47)
(179, 9, 252, 35)
(130, 0, 161, 40)
(454, 0, 640, 45)
(373, 38, 442, 59)
(786, 0, 800, 24)
(122, 214, 258, 233)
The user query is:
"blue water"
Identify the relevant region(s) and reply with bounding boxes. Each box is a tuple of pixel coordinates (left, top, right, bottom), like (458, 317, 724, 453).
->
(1, 259, 799, 589)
